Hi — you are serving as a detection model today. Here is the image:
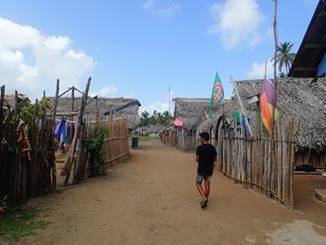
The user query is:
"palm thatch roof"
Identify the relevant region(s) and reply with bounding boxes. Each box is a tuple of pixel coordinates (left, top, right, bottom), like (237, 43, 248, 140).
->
(195, 77, 326, 151)
(173, 98, 210, 128)
(234, 77, 326, 151)
(196, 99, 240, 134)
(53, 97, 140, 127)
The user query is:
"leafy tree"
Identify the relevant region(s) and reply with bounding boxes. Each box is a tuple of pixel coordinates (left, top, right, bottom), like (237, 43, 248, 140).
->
(162, 111, 172, 125)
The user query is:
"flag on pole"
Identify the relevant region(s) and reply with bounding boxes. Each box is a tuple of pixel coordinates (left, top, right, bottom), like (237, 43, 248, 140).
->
(231, 111, 241, 125)
(260, 79, 279, 135)
(208, 72, 224, 119)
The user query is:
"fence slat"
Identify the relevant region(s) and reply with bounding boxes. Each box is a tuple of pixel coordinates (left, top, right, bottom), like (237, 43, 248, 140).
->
(217, 117, 296, 208)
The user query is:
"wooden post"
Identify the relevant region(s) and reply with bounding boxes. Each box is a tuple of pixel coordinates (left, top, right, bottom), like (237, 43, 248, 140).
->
(53, 80, 60, 125)
(61, 77, 91, 185)
(271, 0, 279, 140)
(73, 79, 91, 182)
(0, 86, 5, 146)
(52, 79, 60, 190)
(14, 91, 18, 109)
(70, 86, 75, 142)
(288, 120, 295, 209)
(230, 76, 253, 137)
(264, 61, 268, 79)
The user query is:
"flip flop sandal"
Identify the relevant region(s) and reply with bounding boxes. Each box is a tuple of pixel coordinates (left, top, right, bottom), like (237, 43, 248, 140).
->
(201, 200, 208, 209)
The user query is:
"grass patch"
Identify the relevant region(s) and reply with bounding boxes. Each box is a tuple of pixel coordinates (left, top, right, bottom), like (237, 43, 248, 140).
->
(0, 207, 49, 242)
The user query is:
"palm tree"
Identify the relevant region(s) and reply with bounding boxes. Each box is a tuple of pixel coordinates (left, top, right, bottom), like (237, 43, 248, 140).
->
(140, 111, 150, 126)
(273, 41, 296, 74)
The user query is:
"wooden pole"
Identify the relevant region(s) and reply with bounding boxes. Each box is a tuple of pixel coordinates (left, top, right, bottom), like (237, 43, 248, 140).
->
(53, 80, 60, 126)
(61, 77, 91, 185)
(58, 87, 73, 98)
(264, 61, 267, 79)
(0, 86, 5, 145)
(271, 0, 279, 206)
(272, 0, 280, 138)
(70, 86, 75, 142)
(14, 91, 18, 110)
(230, 76, 253, 137)
(52, 79, 60, 190)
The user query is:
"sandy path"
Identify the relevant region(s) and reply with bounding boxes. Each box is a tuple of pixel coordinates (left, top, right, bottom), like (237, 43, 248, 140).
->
(15, 140, 326, 245)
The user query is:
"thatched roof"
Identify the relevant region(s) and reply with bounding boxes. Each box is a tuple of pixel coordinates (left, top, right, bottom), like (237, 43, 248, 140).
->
(234, 77, 326, 150)
(173, 98, 210, 128)
(53, 97, 140, 127)
(195, 77, 326, 151)
(196, 99, 240, 134)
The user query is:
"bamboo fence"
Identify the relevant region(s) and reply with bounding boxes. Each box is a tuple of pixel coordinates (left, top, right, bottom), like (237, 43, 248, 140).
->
(72, 118, 130, 182)
(161, 129, 197, 152)
(176, 134, 197, 152)
(219, 118, 297, 209)
(161, 129, 177, 146)
(0, 86, 56, 207)
(101, 118, 130, 166)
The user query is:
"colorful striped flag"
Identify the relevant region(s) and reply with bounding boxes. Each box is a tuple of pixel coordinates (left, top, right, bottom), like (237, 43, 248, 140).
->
(208, 72, 224, 119)
(260, 79, 279, 135)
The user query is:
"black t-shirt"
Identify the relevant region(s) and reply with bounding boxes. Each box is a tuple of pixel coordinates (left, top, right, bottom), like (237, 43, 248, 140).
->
(196, 144, 217, 176)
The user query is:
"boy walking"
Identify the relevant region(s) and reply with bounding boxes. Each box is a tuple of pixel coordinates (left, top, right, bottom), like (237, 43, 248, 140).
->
(195, 132, 217, 209)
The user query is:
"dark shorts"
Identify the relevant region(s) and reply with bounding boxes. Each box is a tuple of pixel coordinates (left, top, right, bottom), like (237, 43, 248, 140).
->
(196, 174, 212, 183)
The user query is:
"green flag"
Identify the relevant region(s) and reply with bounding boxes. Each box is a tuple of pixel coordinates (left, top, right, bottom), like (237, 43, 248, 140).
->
(231, 111, 241, 124)
(208, 72, 224, 119)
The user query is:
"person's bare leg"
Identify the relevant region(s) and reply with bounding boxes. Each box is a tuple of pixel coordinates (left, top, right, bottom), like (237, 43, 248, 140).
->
(196, 182, 205, 200)
(204, 180, 210, 200)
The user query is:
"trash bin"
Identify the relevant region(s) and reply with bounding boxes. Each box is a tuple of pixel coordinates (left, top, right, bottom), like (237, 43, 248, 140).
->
(131, 137, 139, 148)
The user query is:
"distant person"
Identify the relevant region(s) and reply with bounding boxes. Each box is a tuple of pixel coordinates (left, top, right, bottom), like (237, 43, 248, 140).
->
(195, 132, 217, 209)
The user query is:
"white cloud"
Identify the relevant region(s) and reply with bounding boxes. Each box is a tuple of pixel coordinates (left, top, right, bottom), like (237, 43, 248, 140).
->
(140, 90, 175, 114)
(90, 85, 118, 97)
(0, 17, 96, 99)
(208, 0, 264, 48)
(246, 59, 274, 79)
(142, 0, 180, 17)
(140, 102, 169, 114)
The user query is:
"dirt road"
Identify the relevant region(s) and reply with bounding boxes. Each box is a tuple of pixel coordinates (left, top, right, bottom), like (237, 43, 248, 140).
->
(18, 140, 326, 245)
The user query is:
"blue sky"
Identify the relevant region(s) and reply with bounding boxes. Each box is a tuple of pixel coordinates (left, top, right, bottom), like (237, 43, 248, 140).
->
(0, 0, 319, 113)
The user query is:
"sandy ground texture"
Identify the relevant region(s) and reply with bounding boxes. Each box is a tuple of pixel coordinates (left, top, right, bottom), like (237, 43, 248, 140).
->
(5, 140, 326, 245)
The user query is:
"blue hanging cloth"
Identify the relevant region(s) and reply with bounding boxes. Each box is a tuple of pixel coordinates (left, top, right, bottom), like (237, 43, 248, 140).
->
(242, 114, 249, 140)
(61, 121, 68, 143)
(54, 118, 66, 140)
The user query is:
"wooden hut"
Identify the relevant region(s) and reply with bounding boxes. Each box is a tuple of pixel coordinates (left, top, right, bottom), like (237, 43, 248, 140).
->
(234, 78, 326, 169)
(194, 99, 241, 147)
(53, 97, 140, 129)
(196, 78, 326, 169)
(173, 98, 210, 129)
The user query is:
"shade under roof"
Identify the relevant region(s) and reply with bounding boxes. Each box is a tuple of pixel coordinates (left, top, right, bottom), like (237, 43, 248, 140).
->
(289, 0, 326, 77)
